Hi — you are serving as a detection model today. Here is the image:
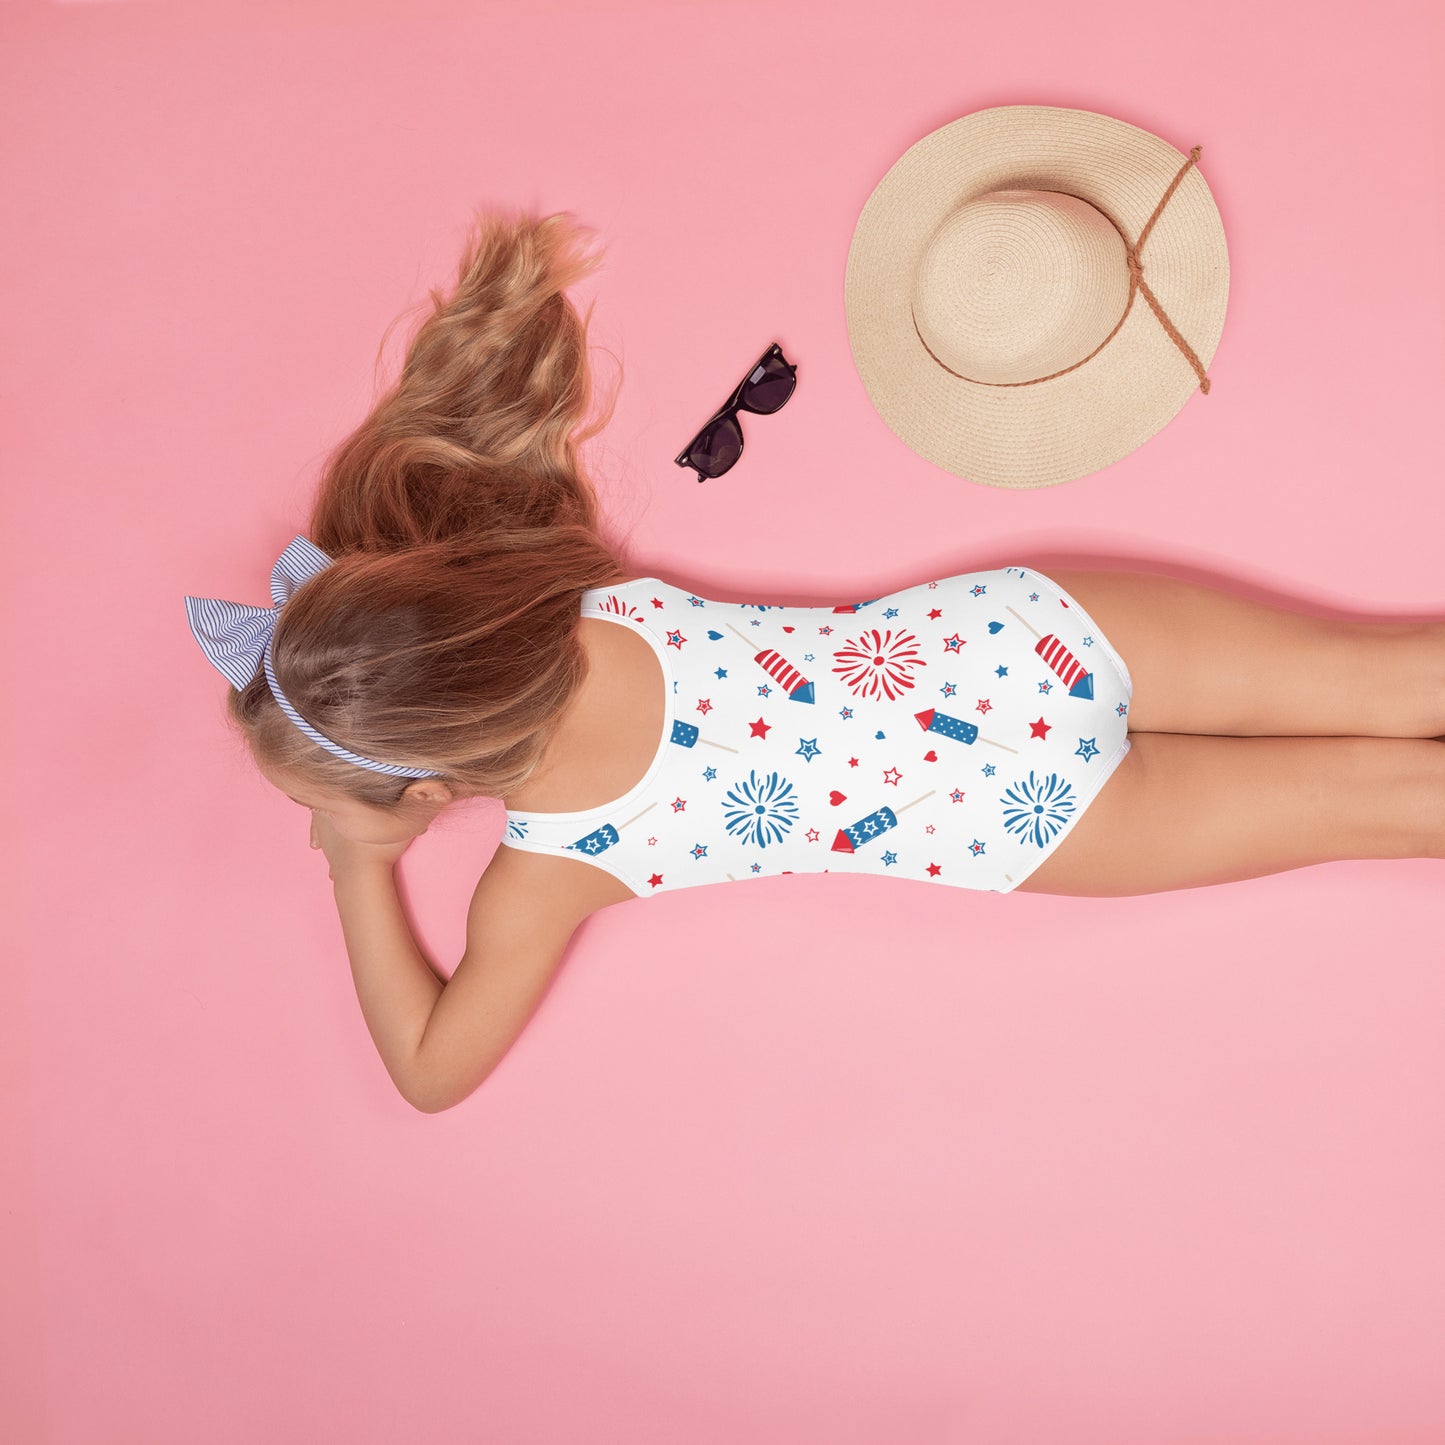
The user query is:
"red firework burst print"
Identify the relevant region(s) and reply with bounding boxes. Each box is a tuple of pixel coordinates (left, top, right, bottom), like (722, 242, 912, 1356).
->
(596, 594, 645, 620)
(831, 627, 926, 700)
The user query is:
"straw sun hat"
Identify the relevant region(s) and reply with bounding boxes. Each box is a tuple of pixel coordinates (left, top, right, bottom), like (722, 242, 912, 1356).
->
(844, 105, 1230, 488)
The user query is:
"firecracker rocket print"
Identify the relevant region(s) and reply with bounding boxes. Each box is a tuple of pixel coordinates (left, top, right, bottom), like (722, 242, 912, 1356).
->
(502, 567, 1133, 898)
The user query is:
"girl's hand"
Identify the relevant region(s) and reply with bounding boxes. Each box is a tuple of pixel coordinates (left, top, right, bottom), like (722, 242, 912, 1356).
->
(309, 809, 416, 880)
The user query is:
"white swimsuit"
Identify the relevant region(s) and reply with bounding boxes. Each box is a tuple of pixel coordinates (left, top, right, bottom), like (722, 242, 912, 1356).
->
(502, 567, 1133, 896)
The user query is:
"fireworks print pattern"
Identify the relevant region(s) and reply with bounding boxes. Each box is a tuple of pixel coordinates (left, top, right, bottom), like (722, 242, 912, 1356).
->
(1000, 771, 1077, 847)
(502, 568, 1133, 897)
(832, 627, 926, 701)
(722, 770, 800, 848)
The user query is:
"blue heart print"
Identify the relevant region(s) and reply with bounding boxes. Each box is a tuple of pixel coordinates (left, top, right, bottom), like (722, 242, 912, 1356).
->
(988, 621, 1004, 634)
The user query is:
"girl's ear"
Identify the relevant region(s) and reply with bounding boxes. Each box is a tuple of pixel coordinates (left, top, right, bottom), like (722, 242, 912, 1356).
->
(405, 779, 457, 809)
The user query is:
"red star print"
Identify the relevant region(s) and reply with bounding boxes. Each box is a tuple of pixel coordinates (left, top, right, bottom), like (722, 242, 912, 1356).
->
(927, 608, 942, 620)
(1029, 717, 1052, 739)
(749, 717, 771, 738)
(926, 862, 942, 877)
(805, 828, 820, 842)
(882, 767, 902, 786)
(697, 698, 712, 715)
(651, 597, 663, 608)
(671, 796, 687, 811)
(848, 757, 859, 768)
(647, 873, 664, 887)
(976, 699, 993, 714)
(647, 837, 657, 845)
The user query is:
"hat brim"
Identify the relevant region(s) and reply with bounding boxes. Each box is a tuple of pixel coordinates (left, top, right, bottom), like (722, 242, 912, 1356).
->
(844, 105, 1230, 488)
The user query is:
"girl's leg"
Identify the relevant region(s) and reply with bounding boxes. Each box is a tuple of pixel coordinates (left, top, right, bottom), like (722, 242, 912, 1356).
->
(1015, 732, 1445, 897)
(1040, 568, 1445, 738)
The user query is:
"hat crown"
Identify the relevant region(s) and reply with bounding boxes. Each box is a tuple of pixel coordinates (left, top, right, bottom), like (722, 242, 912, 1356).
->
(911, 189, 1131, 385)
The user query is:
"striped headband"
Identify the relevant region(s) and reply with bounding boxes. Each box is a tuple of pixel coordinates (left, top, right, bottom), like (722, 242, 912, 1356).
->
(184, 534, 443, 779)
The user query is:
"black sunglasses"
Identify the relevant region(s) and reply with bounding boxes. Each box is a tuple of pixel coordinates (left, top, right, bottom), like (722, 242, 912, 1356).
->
(674, 342, 797, 480)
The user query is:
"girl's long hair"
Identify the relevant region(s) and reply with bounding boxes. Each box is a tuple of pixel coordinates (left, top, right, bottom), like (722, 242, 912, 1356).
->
(227, 209, 634, 811)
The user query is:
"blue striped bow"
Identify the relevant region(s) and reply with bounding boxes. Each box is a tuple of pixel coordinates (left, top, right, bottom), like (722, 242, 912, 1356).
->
(184, 534, 442, 779)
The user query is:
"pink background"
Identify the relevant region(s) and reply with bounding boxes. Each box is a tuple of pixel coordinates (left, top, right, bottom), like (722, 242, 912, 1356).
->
(6, 0, 1445, 1440)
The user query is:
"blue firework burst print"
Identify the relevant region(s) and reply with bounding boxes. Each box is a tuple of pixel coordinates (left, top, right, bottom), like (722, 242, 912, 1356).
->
(1000, 770, 1078, 847)
(722, 769, 800, 848)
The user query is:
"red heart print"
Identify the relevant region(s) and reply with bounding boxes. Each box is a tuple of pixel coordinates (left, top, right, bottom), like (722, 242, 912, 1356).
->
(923, 750, 937, 762)
(828, 790, 846, 805)
(782, 625, 795, 632)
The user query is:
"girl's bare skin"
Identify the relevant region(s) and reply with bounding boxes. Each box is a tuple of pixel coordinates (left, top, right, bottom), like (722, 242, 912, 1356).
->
(268, 568, 1445, 1110)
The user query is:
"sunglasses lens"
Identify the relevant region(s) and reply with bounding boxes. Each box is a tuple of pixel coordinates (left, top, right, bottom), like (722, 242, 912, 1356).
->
(688, 415, 743, 477)
(739, 354, 795, 414)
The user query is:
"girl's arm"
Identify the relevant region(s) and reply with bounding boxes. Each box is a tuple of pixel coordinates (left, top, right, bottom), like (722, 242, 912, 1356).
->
(331, 862, 445, 1105)
(332, 844, 634, 1112)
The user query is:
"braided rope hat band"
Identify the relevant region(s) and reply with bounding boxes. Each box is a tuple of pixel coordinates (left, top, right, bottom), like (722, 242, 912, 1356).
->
(845, 105, 1231, 488)
(184, 535, 444, 779)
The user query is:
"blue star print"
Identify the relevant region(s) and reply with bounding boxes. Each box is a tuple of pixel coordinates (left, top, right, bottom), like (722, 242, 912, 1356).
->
(796, 737, 822, 762)
(1075, 738, 1100, 762)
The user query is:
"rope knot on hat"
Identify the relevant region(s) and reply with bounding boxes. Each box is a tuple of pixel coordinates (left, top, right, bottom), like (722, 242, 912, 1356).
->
(909, 143, 1212, 396)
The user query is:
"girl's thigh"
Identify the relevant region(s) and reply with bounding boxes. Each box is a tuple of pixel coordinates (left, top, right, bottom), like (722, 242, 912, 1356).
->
(1014, 731, 1445, 897)
(1038, 567, 1443, 738)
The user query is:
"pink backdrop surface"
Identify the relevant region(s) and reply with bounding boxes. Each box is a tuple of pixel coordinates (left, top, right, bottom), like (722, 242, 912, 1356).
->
(5, 0, 1445, 1441)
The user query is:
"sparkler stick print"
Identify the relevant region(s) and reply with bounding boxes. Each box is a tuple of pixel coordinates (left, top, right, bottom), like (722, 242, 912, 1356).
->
(913, 708, 1020, 755)
(726, 623, 815, 702)
(831, 790, 936, 853)
(566, 801, 658, 858)
(1005, 606, 1095, 699)
(670, 719, 739, 753)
